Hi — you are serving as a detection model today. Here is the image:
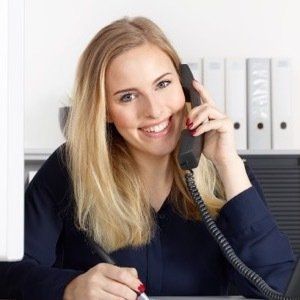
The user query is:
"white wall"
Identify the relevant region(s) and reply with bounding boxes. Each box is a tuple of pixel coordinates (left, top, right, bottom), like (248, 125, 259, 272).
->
(1, 0, 24, 261)
(24, 0, 300, 151)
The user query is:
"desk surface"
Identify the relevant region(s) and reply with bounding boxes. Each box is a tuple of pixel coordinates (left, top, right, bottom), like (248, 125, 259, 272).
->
(0, 296, 249, 300)
(150, 297, 247, 300)
(1, 297, 249, 300)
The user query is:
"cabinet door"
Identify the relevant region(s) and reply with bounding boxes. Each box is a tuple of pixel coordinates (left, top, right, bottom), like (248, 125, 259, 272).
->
(243, 155, 300, 256)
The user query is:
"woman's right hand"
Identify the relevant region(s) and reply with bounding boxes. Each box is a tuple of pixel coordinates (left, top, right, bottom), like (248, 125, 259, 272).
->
(63, 263, 144, 300)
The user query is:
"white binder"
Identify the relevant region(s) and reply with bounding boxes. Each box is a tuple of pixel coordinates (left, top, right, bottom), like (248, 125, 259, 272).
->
(271, 58, 294, 149)
(202, 57, 225, 112)
(247, 58, 271, 150)
(225, 58, 247, 150)
(187, 62, 202, 83)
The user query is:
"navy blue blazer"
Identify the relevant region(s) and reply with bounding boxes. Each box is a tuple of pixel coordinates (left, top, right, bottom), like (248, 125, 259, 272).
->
(0, 145, 296, 300)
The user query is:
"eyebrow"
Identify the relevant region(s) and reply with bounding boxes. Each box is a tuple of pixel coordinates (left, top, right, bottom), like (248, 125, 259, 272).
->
(113, 72, 172, 95)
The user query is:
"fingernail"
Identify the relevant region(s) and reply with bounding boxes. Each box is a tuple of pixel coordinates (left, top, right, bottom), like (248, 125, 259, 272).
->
(187, 122, 194, 129)
(186, 118, 191, 126)
(190, 129, 197, 136)
(138, 283, 146, 293)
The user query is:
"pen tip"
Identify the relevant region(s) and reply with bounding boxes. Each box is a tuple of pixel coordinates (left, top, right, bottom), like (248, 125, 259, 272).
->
(137, 292, 150, 300)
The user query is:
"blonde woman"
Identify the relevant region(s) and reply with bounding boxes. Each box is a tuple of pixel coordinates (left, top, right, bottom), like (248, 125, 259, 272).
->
(0, 16, 295, 300)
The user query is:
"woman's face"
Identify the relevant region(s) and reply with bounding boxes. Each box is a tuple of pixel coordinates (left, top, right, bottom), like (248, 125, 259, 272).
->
(106, 43, 185, 160)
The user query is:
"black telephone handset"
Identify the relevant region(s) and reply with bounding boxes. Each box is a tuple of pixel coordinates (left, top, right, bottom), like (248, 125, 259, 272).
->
(178, 65, 299, 300)
(178, 64, 203, 170)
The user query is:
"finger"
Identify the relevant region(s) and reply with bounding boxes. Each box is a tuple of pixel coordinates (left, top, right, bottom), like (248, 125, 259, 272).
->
(192, 80, 216, 106)
(100, 264, 142, 294)
(191, 118, 232, 136)
(103, 279, 137, 300)
(189, 103, 225, 121)
(99, 288, 127, 300)
(124, 267, 138, 278)
(80, 277, 110, 300)
(187, 104, 226, 130)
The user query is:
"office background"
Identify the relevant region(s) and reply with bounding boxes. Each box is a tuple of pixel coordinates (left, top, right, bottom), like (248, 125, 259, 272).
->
(25, 0, 300, 151)
(23, 0, 300, 256)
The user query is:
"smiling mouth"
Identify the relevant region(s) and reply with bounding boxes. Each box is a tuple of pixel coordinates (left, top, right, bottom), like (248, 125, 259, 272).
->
(140, 117, 171, 133)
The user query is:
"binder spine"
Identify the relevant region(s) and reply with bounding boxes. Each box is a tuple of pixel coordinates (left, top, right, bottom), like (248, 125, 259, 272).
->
(187, 62, 202, 83)
(247, 58, 271, 150)
(203, 57, 225, 112)
(225, 58, 247, 150)
(271, 58, 294, 149)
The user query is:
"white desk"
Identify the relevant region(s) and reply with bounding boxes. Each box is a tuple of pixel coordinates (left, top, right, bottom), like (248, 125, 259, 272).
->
(150, 297, 247, 300)
(1, 296, 249, 300)
(1, 297, 249, 300)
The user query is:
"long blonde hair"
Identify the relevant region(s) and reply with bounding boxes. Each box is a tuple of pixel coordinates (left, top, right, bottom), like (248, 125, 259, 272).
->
(65, 16, 226, 252)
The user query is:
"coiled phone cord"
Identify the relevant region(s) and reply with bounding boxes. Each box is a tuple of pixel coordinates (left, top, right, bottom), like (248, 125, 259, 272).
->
(185, 169, 300, 300)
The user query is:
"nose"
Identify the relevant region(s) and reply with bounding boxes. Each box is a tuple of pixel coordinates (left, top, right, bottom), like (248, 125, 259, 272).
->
(143, 92, 163, 119)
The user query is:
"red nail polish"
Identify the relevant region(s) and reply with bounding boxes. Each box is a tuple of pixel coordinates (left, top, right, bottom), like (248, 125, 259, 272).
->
(190, 129, 197, 136)
(138, 283, 146, 293)
(188, 122, 193, 129)
(186, 118, 191, 126)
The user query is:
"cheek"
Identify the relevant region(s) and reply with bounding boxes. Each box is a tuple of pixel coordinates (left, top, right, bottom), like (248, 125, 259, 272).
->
(172, 88, 186, 112)
(109, 108, 135, 130)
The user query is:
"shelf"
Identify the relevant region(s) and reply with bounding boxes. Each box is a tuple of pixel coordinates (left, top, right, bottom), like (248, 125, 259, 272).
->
(238, 149, 300, 156)
(24, 148, 300, 161)
(24, 148, 53, 160)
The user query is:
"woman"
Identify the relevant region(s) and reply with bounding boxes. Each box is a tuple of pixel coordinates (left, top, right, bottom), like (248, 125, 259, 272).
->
(0, 16, 296, 300)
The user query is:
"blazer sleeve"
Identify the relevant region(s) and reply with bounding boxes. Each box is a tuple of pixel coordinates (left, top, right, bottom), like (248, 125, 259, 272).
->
(217, 161, 296, 298)
(0, 147, 83, 300)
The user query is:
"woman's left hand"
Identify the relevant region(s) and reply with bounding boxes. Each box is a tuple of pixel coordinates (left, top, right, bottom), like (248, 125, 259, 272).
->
(186, 80, 239, 168)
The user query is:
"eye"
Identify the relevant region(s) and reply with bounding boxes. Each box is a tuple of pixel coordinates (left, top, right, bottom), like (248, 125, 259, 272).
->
(157, 80, 171, 89)
(120, 93, 136, 103)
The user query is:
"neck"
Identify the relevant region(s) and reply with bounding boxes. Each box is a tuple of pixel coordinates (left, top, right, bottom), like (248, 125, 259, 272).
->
(133, 152, 174, 211)
(136, 154, 173, 186)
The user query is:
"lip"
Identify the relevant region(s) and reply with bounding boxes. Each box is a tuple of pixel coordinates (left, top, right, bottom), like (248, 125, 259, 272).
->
(139, 117, 171, 129)
(139, 116, 172, 138)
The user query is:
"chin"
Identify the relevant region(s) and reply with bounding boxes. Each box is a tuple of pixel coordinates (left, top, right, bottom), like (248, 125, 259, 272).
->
(146, 142, 178, 158)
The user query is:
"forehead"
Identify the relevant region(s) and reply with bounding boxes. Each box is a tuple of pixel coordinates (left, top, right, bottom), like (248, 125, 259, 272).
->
(106, 43, 175, 87)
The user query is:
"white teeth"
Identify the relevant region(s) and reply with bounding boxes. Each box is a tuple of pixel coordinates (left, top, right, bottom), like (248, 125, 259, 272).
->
(142, 120, 169, 133)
